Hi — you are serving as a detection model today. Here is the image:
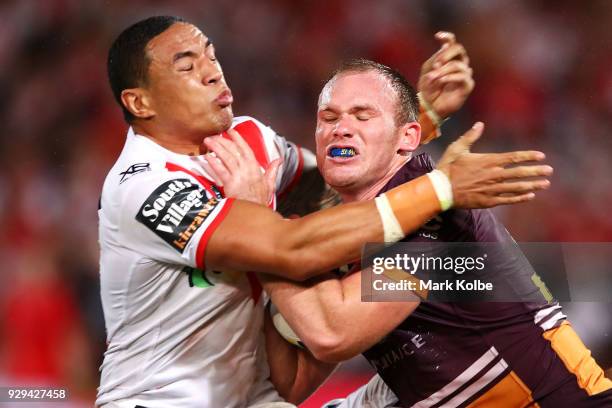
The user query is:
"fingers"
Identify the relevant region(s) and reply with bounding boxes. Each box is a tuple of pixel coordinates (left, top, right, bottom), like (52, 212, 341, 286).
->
(226, 129, 257, 162)
(205, 153, 232, 186)
(204, 136, 240, 172)
(421, 61, 472, 92)
(200, 156, 225, 186)
(456, 122, 485, 150)
(435, 31, 456, 45)
(265, 158, 283, 195)
(422, 32, 468, 76)
(437, 122, 485, 173)
(491, 150, 547, 166)
(489, 192, 536, 206)
(496, 165, 554, 180)
(422, 31, 456, 74)
(428, 68, 474, 94)
(436, 72, 474, 86)
(427, 60, 471, 81)
(489, 179, 551, 194)
(433, 43, 469, 68)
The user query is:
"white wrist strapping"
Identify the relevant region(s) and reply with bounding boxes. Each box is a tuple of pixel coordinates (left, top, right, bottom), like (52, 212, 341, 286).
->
(375, 194, 404, 242)
(427, 169, 453, 211)
(417, 91, 444, 127)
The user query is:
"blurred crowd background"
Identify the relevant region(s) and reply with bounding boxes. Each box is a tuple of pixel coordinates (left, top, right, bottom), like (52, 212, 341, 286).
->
(0, 0, 610, 406)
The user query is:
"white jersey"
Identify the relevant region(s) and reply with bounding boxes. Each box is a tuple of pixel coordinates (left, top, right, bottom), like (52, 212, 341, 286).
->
(323, 374, 399, 408)
(96, 116, 306, 408)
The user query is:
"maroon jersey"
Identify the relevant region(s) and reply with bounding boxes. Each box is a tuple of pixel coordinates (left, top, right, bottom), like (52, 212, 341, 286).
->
(362, 153, 612, 407)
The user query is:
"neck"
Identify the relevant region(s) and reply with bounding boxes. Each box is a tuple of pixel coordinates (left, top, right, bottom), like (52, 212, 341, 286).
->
(132, 123, 208, 156)
(339, 155, 411, 203)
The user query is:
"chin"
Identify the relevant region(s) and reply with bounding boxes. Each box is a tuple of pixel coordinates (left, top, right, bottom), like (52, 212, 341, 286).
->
(323, 170, 360, 190)
(218, 108, 234, 130)
(207, 108, 233, 134)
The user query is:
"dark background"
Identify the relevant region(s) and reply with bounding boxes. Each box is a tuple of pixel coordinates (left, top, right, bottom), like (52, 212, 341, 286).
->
(0, 1, 610, 406)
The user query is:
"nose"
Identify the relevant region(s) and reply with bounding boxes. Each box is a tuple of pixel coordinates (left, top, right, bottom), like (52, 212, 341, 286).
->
(332, 115, 354, 138)
(201, 60, 223, 85)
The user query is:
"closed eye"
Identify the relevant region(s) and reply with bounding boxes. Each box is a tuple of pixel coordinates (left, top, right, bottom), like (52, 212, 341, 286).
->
(319, 110, 338, 123)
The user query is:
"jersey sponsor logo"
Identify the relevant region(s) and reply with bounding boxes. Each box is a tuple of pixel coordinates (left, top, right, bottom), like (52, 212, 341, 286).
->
(136, 178, 220, 252)
(183, 266, 214, 288)
(119, 162, 151, 184)
(368, 334, 426, 371)
(183, 267, 243, 289)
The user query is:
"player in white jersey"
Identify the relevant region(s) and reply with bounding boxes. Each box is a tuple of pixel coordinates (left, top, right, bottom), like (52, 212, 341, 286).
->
(97, 117, 305, 407)
(97, 16, 553, 407)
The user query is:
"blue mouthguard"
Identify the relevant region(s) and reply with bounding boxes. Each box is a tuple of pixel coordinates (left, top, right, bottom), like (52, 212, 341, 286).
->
(330, 147, 356, 157)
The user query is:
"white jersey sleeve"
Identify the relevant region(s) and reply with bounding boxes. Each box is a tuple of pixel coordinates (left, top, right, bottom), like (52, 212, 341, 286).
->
(271, 133, 314, 196)
(322, 374, 400, 408)
(117, 170, 233, 270)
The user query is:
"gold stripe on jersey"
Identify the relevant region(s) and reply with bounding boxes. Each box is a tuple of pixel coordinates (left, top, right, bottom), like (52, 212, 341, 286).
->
(542, 321, 612, 396)
(466, 371, 538, 408)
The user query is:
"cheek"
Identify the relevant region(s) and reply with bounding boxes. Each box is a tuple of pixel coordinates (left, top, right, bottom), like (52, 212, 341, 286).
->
(314, 124, 328, 158)
(151, 77, 189, 105)
(364, 129, 398, 162)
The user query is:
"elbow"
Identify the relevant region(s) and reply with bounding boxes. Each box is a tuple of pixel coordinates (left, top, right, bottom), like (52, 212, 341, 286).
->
(305, 332, 356, 363)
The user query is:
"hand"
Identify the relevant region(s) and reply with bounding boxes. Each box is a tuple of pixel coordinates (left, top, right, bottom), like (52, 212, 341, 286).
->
(437, 122, 553, 208)
(202, 129, 282, 206)
(418, 32, 475, 119)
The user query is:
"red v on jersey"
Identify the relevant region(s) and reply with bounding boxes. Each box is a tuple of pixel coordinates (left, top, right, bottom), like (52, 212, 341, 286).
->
(166, 124, 268, 304)
(223, 120, 271, 168)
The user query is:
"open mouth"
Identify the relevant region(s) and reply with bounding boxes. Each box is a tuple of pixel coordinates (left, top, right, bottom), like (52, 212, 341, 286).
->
(328, 145, 358, 159)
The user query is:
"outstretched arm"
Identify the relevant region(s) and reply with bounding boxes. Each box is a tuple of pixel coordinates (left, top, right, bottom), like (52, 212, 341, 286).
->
(204, 123, 551, 280)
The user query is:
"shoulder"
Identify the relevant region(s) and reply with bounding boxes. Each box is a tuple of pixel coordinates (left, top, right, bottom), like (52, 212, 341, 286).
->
(104, 132, 168, 189)
(232, 115, 273, 132)
(232, 115, 285, 144)
(380, 153, 436, 194)
(407, 153, 435, 173)
(100, 134, 194, 216)
(230, 116, 285, 162)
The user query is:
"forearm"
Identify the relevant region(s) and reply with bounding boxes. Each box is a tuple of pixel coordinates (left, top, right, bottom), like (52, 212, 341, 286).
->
(263, 272, 419, 362)
(207, 175, 440, 280)
(264, 304, 336, 404)
(286, 347, 337, 404)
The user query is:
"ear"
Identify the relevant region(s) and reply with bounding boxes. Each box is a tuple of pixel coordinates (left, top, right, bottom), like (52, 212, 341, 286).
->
(120, 88, 156, 120)
(397, 121, 421, 154)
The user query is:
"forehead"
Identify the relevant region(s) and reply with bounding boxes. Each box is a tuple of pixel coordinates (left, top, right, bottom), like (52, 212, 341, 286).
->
(319, 70, 397, 110)
(146, 23, 208, 63)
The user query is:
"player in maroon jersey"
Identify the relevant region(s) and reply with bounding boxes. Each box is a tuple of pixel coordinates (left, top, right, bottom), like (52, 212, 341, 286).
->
(207, 56, 610, 407)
